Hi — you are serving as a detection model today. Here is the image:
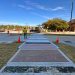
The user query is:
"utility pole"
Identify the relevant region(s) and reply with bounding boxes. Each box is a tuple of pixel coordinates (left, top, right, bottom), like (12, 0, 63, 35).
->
(70, 0, 74, 31)
(70, 0, 74, 21)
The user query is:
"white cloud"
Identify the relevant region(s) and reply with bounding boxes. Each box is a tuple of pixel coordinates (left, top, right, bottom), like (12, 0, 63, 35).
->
(35, 4, 48, 10)
(24, 0, 37, 5)
(24, 1, 64, 11)
(51, 7, 64, 11)
(18, 5, 25, 8)
(0, 21, 24, 25)
(17, 4, 33, 10)
(24, 1, 48, 10)
(31, 12, 50, 19)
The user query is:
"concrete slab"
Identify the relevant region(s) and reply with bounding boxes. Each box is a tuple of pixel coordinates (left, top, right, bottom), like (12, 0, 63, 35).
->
(19, 44, 58, 50)
(28, 38, 47, 40)
(1, 73, 75, 75)
(28, 34, 46, 38)
(12, 50, 68, 62)
(7, 62, 73, 67)
(26, 39, 50, 44)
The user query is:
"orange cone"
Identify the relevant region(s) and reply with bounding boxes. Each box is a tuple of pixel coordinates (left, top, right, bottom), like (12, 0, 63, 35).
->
(56, 37, 59, 44)
(18, 36, 21, 43)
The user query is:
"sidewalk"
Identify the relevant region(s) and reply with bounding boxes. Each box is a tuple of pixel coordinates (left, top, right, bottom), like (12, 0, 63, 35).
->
(0, 33, 75, 75)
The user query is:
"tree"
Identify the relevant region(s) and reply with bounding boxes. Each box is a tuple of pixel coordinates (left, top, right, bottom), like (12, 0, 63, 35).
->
(35, 27, 40, 33)
(42, 18, 69, 31)
(42, 20, 52, 29)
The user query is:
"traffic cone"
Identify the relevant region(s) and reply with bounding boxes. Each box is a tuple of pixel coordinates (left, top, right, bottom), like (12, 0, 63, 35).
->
(56, 37, 59, 44)
(18, 36, 21, 43)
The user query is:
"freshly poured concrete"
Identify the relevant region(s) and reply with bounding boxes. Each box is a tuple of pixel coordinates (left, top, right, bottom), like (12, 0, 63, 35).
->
(5, 34, 73, 66)
(27, 37, 47, 40)
(0, 33, 75, 75)
(12, 50, 68, 62)
(19, 44, 58, 50)
(26, 34, 50, 44)
(26, 39, 50, 44)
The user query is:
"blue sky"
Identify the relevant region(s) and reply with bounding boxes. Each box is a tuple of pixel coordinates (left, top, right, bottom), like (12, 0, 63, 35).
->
(0, 0, 75, 26)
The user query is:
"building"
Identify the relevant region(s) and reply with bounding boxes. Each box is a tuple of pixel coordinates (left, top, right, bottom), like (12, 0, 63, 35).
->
(69, 19, 75, 31)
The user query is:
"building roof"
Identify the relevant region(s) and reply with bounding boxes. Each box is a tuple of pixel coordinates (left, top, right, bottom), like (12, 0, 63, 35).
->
(69, 19, 75, 24)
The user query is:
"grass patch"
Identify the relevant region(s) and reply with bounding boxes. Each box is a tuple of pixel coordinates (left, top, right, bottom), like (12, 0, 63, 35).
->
(0, 42, 22, 69)
(54, 42, 75, 63)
